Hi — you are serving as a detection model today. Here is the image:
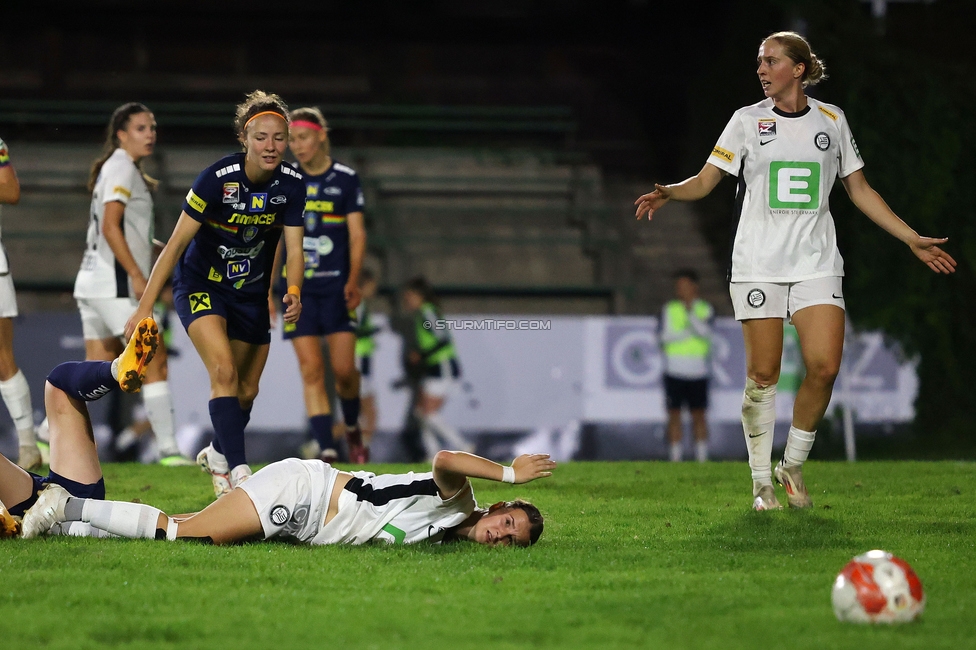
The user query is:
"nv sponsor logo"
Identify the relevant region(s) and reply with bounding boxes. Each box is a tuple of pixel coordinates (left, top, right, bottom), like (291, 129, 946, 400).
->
(768, 161, 821, 210)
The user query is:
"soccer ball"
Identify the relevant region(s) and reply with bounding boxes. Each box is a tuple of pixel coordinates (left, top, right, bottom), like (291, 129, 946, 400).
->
(831, 550, 925, 623)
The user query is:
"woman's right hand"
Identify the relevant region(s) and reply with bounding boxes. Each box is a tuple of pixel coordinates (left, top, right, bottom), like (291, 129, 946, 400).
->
(635, 184, 673, 220)
(511, 453, 557, 484)
(123, 307, 152, 341)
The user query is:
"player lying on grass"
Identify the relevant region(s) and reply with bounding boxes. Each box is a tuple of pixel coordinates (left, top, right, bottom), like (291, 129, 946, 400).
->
(0, 318, 160, 538)
(22, 451, 553, 547)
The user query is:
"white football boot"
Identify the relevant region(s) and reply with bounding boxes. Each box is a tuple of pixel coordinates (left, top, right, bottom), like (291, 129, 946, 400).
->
(752, 482, 783, 511)
(196, 444, 232, 498)
(774, 461, 813, 509)
(21, 483, 71, 539)
(230, 464, 252, 488)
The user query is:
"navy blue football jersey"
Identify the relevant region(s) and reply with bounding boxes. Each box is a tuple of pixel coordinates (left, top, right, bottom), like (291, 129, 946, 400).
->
(177, 153, 305, 298)
(291, 160, 364, 295)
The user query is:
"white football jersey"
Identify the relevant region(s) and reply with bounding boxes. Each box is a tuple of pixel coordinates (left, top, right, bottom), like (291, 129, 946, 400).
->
(74, 148, 154, 298)
(313, 470, 477, 545)
(707, 97, 864, 283)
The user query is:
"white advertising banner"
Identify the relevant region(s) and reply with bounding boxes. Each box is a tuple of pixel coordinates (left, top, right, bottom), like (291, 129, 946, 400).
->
(167, 313, 917, 434)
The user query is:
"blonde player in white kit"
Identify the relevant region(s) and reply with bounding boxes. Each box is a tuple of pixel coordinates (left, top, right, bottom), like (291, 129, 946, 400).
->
(0, 135, 42, 470)
(635, 31, 956, 510)
(73, 103, 191, 466)
(23, 450, 553, 547)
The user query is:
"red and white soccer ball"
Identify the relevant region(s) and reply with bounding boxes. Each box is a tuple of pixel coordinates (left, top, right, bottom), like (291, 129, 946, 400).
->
(831, 550, 925, 623)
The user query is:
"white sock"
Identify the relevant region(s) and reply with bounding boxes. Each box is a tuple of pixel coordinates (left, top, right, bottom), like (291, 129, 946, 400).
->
(426, 413, 471, 451)
(742, 378, 777, 485)
(669, 442, 682, 462)
(1, 370, 37, 446)
(783, 425, 816, 467)
(695, 440, 708, 463)
(79, 499, 167, 539)
(206, 444, 229, 473)
(142, 381, 180, 457)
(419, 417, 441, 459)
(50, 521, 119, 538)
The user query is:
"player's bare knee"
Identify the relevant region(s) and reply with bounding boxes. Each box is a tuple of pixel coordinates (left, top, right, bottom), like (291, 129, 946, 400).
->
(333, 365, 358, 393)
(208, 361, 238, 392)
(805, 361, 839, 388)
(299, 361, 325, 388)
(747, 370, 780, 388)
(238, 386, 258, 410)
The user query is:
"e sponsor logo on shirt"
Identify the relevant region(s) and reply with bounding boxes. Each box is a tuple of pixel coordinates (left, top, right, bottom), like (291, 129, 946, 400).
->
(768, 162, 821, 211)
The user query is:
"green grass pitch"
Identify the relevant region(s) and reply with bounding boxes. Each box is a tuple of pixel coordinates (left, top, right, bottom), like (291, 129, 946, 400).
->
(6, 460, 975, 649)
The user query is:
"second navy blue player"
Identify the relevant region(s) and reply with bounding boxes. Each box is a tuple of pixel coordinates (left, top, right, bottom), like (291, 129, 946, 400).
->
(274, 107, 369, 463)
(126, 90, 307, 497)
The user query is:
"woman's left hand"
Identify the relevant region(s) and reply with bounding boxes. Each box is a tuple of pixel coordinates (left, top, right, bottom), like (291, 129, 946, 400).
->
(282, 293, 302, 324)
(910, 236, 957, 274)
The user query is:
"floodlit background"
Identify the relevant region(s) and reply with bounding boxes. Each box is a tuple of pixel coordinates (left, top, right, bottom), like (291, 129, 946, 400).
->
(1, 0, 973, 461)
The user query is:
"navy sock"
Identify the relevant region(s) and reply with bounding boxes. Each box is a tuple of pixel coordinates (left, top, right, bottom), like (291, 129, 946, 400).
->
(208, 397, 247, 468)
(242, 405, 252, 429)
(340, 397, 361, 428)
(46, 361, 116, 402)
(309, 414, 334, 450)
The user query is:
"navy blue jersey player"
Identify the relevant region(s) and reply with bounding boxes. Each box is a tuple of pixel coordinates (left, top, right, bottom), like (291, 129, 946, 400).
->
(125, 91, 307, 497)
(273, 107, 369, 464)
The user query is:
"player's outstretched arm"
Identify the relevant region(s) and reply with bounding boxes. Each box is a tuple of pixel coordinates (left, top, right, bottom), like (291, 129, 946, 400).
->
(634, 162, 725, 220)
(432, 450, 556, 499)
(841, 170, 957, 275)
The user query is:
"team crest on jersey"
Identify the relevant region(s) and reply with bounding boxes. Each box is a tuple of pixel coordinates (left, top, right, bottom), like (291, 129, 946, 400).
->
(270, 505, 290, 526)
(226, 259, 250, 279)
(814, 132, 830, 151)
(242, 225, 259, 243)
(249, 193, 268, 212)
(747, 289, 766, 308)
(304, 212, 317, 231)
(758, 119, 776, 137)
(222, 182, 240, 204)
(306, 183, 319, 198)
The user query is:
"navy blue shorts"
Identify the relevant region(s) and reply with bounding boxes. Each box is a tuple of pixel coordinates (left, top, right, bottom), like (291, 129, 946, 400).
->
(664, 375, 709, 411)
(174, 281, 271, 345)
(8, 471, 106, 517)
(282, 289, 356, 339)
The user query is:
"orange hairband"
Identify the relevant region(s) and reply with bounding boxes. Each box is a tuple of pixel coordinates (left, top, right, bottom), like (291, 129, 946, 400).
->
(289, 120, 324, 132)
(243, 110, 287, 130)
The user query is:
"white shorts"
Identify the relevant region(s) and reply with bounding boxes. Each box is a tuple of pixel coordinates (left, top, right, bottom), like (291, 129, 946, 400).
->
(422, 359, 461, 398)
(0, 274, 18, 319)
(77, 297, 137, 340)
(730, 276, 845, 322)
(239, 458, 338, 543)
(355, 355, 374, 398)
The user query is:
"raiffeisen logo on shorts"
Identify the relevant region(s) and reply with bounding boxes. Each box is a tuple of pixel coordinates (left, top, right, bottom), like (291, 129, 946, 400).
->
(768, 161, 821, 211)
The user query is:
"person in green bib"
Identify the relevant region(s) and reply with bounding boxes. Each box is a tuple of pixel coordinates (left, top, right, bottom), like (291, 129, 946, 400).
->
(659, 269, 714, 462)
(354, 269, 380, 455)
(402, 277, 472, 459)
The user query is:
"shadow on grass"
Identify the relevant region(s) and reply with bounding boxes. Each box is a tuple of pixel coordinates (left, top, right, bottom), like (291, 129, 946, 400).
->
(693, 510, 849, 553)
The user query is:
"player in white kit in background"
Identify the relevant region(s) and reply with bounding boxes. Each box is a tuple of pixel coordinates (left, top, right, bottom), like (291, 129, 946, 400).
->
(0, 135, 42, 470)
(635, 31, 956, 510)
(73, 103, 191, 466)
